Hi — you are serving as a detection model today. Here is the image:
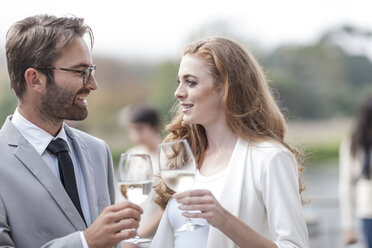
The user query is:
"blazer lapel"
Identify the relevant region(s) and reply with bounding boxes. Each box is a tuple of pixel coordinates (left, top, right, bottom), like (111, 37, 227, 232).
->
(2, 117, 86, 230)
(65, 125, 99, 222)
(207, 137, 249, 248)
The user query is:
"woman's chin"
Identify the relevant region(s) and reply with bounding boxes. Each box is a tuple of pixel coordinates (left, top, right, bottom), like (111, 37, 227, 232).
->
(182, 117, 193, 125)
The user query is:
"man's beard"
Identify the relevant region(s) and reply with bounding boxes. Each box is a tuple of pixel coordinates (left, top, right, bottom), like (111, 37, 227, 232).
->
(38, 80, 89, 123)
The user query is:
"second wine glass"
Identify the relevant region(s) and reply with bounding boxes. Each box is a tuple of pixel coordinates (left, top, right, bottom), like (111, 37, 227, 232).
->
(158, 139, 204, 232)
(117, 153, 153, 244)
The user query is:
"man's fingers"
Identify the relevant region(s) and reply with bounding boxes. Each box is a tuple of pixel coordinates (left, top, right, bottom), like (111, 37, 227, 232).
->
(114, 229, 137, 242)
(106, 201, 143, 214)
(113, 207, 142, 222)
(112, 217, 139, 232)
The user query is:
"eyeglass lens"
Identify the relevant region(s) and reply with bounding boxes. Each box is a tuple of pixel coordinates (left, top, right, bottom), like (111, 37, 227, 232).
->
(83, 66, 95, 85)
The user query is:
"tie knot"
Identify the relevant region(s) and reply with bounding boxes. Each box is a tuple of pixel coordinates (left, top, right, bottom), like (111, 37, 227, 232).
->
(46, 138, 69, 155)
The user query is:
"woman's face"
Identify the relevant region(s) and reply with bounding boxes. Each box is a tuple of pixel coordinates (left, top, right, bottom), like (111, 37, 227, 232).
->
(175, 54, 224, 126)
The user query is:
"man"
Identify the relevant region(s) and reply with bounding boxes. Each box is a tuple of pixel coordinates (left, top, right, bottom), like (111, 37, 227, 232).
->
(0, 15, 142, 248)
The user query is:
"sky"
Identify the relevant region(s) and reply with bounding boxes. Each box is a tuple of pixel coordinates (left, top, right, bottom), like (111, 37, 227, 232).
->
(1, 0, 372, 62)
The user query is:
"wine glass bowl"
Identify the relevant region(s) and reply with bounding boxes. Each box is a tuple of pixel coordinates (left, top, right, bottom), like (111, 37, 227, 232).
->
(117, 153, 153, 244)
(160, 170, 195, 192)
(158, 139, 204, 232)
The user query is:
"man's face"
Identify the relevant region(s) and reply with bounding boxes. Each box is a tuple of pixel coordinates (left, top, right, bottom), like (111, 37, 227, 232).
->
(38, 37, 98, 122)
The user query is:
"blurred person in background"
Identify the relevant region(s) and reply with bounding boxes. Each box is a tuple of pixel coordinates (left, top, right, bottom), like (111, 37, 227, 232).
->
(0, 14, 143, 248)
(339, 96, 372, 248)
(125, 104, 164, 238)
(151, 37, 309, 248)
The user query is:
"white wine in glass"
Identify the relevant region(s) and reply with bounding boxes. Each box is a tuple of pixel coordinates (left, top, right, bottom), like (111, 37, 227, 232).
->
(158, 139, 204, 232)
(117, 153, 153, 244)
(160, 170, 195, 192)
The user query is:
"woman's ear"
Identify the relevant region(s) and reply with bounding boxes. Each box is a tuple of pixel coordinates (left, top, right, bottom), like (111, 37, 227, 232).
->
(24, 68, 47, 93)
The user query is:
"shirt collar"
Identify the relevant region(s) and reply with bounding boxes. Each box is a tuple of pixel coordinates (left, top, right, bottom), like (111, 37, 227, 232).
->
(11, 108, 70, 155)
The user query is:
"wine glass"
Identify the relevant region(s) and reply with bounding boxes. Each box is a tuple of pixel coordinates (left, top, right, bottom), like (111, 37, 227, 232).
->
(117, 153, 153, 244)
(158, 139, 204, 232)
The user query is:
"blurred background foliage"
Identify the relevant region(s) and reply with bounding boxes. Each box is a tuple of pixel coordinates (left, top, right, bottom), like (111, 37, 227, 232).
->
(1, 23, 371, 166)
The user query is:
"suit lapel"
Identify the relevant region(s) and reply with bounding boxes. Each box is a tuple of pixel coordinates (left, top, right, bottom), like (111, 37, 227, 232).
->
(65, 125, 99, 221)
(2, 116, 86, 230)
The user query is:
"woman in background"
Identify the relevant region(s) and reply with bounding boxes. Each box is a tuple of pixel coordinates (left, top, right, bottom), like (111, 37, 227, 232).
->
(339, 96, 372, 248)
(126, 104, 164, 239)
(151, 37, 309, 248)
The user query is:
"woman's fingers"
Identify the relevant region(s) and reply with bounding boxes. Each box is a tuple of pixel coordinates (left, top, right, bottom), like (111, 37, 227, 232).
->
(173, 189, 215, 205)
(173, 189, 212, 199)
(176, 194, 214, 205)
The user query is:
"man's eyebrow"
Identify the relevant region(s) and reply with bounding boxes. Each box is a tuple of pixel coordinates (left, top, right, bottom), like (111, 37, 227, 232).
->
(71, 63, 90, 69)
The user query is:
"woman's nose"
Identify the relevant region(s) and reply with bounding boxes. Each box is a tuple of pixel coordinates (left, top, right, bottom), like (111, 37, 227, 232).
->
(174, 84, 186, 99)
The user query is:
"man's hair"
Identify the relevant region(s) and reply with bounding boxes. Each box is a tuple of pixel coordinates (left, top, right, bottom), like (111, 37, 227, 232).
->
(5, 14, 93, 99)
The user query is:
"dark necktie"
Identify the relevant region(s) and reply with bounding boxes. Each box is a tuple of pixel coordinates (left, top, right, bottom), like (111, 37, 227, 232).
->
(46, 138, 86, 223)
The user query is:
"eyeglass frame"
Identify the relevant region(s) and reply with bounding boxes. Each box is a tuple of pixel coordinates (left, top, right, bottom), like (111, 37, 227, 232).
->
(36, 64, 96, 85)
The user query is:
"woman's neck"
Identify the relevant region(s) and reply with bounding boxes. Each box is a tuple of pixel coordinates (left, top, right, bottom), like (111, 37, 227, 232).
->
(204, 120, 237, 153)
(199, 120, 237, 176)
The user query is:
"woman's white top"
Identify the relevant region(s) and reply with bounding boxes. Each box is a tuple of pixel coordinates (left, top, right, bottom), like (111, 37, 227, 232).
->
(150, 137, 309, 248)
(339, 137, 372, 229)
(168, 162, 230, 248)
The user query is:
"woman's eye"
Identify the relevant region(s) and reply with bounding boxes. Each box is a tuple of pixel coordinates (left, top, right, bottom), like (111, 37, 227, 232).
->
(186, 80, 197, 86)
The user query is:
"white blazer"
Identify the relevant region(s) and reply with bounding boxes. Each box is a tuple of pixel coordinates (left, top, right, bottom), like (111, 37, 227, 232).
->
(150, 137, 309, 248)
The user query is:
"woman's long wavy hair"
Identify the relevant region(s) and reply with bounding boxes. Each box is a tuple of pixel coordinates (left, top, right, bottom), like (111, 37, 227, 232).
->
(350, 96, 372, 179)
(154, 37, 305, 209)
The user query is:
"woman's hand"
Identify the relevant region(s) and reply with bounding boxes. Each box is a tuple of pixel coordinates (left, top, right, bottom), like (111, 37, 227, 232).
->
(174, 189, 277, 248)
(173, 189, 230, 228)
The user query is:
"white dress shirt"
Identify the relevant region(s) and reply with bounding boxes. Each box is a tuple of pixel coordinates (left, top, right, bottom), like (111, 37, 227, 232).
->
(11, 108, 90, 248)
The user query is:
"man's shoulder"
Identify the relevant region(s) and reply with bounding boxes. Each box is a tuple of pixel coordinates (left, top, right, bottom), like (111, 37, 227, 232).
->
(66, 126, 107, 148)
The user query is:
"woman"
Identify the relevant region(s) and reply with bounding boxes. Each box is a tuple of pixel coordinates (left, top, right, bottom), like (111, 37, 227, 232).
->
(339, 96, 372, 248)
(151, 37, 309, 248)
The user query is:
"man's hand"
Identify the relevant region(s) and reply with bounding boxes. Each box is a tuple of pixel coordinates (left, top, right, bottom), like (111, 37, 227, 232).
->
(84, 201, 143, 248)
(344, 229, 358, 245)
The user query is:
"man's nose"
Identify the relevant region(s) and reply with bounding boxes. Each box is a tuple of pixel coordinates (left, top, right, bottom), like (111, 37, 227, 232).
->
(86, 75, 98, 90)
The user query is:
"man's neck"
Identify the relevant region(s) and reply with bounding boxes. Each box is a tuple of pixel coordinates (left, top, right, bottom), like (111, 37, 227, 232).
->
(18, 105, 63, 137)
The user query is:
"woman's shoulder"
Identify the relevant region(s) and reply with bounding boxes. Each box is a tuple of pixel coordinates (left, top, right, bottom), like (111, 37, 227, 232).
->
(239, 138, 298, 188)
(241, 138, 296, 172)
(248, 139, 291, 158)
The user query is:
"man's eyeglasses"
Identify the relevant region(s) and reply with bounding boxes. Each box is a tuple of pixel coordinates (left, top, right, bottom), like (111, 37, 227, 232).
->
(36, 65, 96, 85)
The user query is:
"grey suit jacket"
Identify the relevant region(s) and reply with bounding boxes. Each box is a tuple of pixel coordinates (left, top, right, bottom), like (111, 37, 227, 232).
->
(0, 116, 116, 248)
